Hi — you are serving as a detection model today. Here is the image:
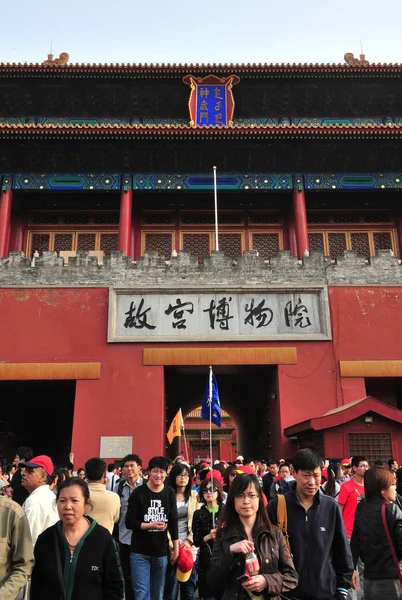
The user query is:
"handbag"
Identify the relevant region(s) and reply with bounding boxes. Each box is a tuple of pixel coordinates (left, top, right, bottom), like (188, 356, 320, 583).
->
(53, 529, 67, 600)
(381, 502, 402, 586)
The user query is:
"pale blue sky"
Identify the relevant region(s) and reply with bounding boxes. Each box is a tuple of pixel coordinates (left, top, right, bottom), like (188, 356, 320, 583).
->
(0, 0, 401, 65)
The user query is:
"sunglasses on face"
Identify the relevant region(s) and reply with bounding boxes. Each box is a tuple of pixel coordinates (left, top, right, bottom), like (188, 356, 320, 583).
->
(203, 486, 217, 493)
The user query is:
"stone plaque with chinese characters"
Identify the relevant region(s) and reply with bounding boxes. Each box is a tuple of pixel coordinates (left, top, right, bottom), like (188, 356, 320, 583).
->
(108, 288, 331, 342)
(100, 436, 132, 458)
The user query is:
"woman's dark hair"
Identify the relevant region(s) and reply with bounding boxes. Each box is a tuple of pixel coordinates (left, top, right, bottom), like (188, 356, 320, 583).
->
(223, 465, 236, 485)
(364, 466, 395, 502)
(199, 468, 210, 482)
(221, 473, 273, 537)
(77, 468, 85, 477)
(198, 477, 224, 504)
(213, 463, 225, 477)
(322, 462, 342, 498)
(56, 476, 90, 504)
(168, 463, 192, 502)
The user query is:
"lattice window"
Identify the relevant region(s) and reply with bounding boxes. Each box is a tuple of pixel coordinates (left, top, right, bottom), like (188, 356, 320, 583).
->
(218, 234, 242, 260)
(308, 233, 324, 252)
(77, 233, 96, 252)
(252, 233, 280, 259)
(182, 213, 215, 225)
(348, 432, 392, 464)
(145, 233, 172, 257)
(364, 213, 392, 223)
(249, 213, 280, 225)
(100, 234, 119, 256)
(62, 214, 91, 225)
(373, 232, 392, 252)
(351, 232, 371, 258)
(142, 213, 174, 225)
(181, 213, 243, 225)
(333, 213, 360, 224)
(307, 213, 331, 224)
(328, 233, 347, 259)
(183, 233, 210, 263)
(29, 213, 59, 225)
(93, 213, 120, 225)
(54, 233, 74, 253)
(31, 233, 50, 254)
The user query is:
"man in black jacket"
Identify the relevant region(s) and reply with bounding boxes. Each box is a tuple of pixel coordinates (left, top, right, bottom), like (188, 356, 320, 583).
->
(268, 448, 354, 600)
(262, 459, 279, 499)
(125, 456, 178, 600)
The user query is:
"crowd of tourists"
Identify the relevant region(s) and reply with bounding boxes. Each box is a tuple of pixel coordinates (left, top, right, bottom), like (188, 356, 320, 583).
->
(1, 446, 402, 600)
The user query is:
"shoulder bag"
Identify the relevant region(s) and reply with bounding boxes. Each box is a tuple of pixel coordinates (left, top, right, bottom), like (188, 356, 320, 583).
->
(381, 502, 402, 586)
(277, 494, 291, 554)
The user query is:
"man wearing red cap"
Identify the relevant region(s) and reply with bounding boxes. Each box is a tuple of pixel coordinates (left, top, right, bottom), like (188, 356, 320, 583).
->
(20, 455, 59, 545)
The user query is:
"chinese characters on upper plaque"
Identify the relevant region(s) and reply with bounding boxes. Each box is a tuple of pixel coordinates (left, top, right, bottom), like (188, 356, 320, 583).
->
(196, 85, 227, 127)
(183, 74, 240, 127)
(112, 291, 329, 342)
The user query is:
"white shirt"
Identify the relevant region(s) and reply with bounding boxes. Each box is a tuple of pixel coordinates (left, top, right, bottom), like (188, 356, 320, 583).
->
(106, 472, 119, 491)
(23, 485, 59, 545)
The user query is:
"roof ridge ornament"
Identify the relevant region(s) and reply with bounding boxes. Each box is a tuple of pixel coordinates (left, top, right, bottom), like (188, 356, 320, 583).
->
(344, 52, 370, 67)
(42, 52, 69, 66)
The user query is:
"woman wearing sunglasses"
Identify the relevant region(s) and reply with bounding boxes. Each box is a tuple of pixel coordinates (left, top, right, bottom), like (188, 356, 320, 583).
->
(193, 478, 225, 600)
(208, 473, 298, 600)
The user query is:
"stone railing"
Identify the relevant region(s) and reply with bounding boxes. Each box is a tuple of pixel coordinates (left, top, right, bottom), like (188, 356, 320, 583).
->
(0, 249, 401, 287)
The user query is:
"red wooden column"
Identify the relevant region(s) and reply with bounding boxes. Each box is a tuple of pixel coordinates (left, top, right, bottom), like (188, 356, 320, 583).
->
(287, 213, 298, 257)
(396, 214, 402, 258)
(0, 182, 13, 258)
(293, 178, 309, 259)
(118, 179, 132, 257)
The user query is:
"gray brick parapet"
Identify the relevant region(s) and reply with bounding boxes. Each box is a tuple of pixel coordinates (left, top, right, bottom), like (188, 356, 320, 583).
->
(0, 249, 401, 287)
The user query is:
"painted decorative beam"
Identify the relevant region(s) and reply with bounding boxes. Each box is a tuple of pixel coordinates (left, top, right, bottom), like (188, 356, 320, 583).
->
(13, 173, 121, 191)
(2, 172, 402, 191)
(305, 173, 402, 190)
(133, 173, 292, 191)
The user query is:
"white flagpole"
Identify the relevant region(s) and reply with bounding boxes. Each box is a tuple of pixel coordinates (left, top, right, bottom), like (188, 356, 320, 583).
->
(180, 409, 189, 464)
(208, 365, 216, 528)
(213, 166, 219, 251)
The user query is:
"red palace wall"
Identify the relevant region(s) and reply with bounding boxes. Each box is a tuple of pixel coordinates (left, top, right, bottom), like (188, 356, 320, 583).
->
(0, 286, 402, 465)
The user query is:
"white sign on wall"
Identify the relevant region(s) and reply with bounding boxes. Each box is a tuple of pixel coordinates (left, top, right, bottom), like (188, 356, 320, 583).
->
(108, 287, 331, 342)
(100, 436, 133, 458)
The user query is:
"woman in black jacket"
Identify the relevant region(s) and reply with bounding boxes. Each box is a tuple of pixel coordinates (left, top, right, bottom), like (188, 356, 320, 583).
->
(192, 477, 225, 600)
(207, 473, 298, 600)
(351, 466, 402, 600)
(31, 477, 124, 600)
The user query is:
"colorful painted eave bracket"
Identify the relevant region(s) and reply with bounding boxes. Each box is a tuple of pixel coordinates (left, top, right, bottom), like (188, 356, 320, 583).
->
(2, 172, 402, 192)
(1, 122, 402, 138)
(2, 62, 402, 75)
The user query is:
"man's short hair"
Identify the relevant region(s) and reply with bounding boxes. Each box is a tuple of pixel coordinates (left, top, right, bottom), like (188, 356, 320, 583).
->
(107, 463, 115, 472)
(351, 455, 367, 469)
(388, 458, 396, 468)
(148, 456, 170, 472)
(85, 457, 106, 481)
(16, 446, 33, 462)
(121, 454, 142, 468)
(291, 448, 322, 473)
(243, 456, 254, 465)
(268, 459, 279, 467)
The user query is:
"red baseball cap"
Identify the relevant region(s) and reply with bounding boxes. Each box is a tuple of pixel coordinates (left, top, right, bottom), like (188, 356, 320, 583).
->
(341, 458, 351, 467)
(176, 546, 194, 582)
(235, 465, 255, 475)
(205, 469, 224, 485)
(20, 455, 54, 476)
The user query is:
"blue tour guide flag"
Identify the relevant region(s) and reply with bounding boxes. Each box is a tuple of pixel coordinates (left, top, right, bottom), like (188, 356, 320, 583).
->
(201, 368, 221, 427)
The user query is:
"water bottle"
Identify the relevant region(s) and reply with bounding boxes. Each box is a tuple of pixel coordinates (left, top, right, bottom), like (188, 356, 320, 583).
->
(245, 550, 260, 577)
